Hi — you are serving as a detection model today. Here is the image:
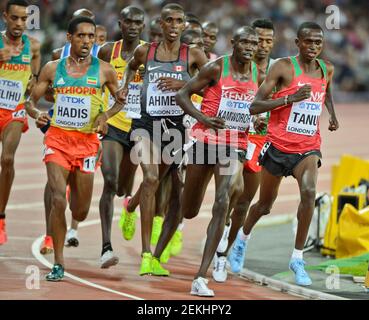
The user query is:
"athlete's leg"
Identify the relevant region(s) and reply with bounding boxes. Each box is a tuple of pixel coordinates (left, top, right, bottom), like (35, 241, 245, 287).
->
(195, 160, 243, 279)
(44, 182, 53, 236)
(243, 168, 282, 235)
(46, 162, 69, 266)
(0, 122, 23, 214)
(292, 155, 319, 250)
(224, 170, 260, 254)
(117, 147, 138, 197)
(99, 140, 123, 246)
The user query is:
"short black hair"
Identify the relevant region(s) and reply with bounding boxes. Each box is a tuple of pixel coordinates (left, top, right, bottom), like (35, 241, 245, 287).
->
(181, 29, 202, 45)
(202, 21, 219, 32)
(161, 3, 184, 19)
(6, 0, 29, 12)
(297, 22, 324, 38)
(120, 6, 145, 19)
(68, 16, 96, 35)
(252, 18, 274, 31)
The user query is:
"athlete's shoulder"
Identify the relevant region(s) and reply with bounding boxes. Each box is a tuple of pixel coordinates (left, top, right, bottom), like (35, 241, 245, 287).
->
(51, 47, 63, 60)
(28, 36, 41, 51)
(319, 58, 334, 73)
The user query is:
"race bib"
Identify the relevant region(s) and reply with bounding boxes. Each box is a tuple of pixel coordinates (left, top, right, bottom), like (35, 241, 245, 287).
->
(12, 109, 26, 119)
(109, 81, 142, 119)
(146, 83, 183, 117)
(0, 78, 23, 110)
(246, 141, 256, 160)
(55, 94, 91, 129)
(217, 97, 251, 131)
(287, 100, 322, 136)
(83, 156, 96, 173)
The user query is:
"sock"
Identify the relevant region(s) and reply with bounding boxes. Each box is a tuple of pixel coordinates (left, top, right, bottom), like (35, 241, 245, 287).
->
(177, 222, 184, 231)
(102, 242, 113, 256)
(291, 248, 303, 260)
(0, 213, 5, 219)
(238, 228, 251, 241)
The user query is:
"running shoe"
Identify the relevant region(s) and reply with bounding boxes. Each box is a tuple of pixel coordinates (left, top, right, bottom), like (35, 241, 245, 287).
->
(45, 264, 64, 282)
(228, 233, 248, 273)
(212, 256, 227, 283)
(160, 243, 171, 264)
(289, 258, 312, 286)
(121, 197, 138, 241)
(100, 250, 119, 269)
(139, 252, 152, 276)
(40, 235, 53, 255)
(190, 277, 214, 297)
(0, 219, 8, 245)
(151, 216, 164, 245)
(65, 228, 79, 247)
(170, 230, 183, 256)
(151, 257, 170, 276)
(217, 222, 231, 253)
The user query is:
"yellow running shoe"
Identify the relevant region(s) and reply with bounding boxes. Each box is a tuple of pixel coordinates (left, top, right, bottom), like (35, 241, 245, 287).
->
(121, 197, 138, 241)
(151, 215, 164, 245)
(151, 257, 170, 276)
(170, 230, 183, 256)
(160, 242, 171, 264)
(139, 252, 152, 276)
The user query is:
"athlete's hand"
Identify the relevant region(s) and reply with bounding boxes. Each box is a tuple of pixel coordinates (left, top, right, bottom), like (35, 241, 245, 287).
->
(157, 77, 185, 92)
(200, 115, 225, 130)
(0, 47, 12, 62)
(36, 112, 51, 128)
(116, 87, 129, 105)
(328, 115, 339, 131)
(138, 65, 145, 79)
(93, 113, 109, 135)
(290, 84, 311, 103)
(253, 116, 267, 134)
(26, 76, 37, 94)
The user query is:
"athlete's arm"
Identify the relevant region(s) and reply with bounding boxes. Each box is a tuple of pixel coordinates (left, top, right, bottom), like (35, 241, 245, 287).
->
(97, 42, 113, 63)
(116, 43, 148, 104)
(250, 59, 311, 115)
(44, 48, 63, 103)
(30, 37, 41, 78)
(324, 61, 339, 131)
(176, 60, 225, 130)
(25, 61, 56, 125)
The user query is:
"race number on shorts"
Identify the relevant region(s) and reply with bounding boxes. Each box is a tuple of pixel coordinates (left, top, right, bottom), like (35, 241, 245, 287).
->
(83, 156, 96, 173)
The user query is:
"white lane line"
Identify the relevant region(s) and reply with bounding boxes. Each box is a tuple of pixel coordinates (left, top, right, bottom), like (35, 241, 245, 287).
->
(0, 256, 36, 261)
(31, 218, 144, 301)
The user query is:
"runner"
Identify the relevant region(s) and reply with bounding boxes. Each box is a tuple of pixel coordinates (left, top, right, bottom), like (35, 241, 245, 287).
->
(26, 16, 123, 281)
(97, 5, 145, 268)
(213, 18, 276, 282)
(95, 25, 107, 47)
(148, 17, 163, 43)
(228, 22, 339, 287)
(202, 21, 218, 61)
(117, 3, 208, 276)
(0, 0, 41, 245)
(39, 8, 101, 254)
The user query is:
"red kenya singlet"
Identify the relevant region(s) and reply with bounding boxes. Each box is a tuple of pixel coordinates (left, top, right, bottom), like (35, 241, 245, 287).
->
(268, 56, 328, 153)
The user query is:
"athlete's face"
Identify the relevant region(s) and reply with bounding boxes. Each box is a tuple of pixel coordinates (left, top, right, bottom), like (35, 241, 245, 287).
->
(149, 24, 163, 42)
(3, 5, 28, 38)
(119, 12, 145, 42)
(296, 29, 324, 61)
(232, 33, 258, 64)
(202, 27, 217, 53)
(254, 27, 274, 60)
(160, 10, 185, 42)
(95, 28, 107, 46)
(68, 23, 96, 58)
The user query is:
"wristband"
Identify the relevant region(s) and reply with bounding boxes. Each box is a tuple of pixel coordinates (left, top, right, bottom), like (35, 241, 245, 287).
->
(284, 95, 289, 105)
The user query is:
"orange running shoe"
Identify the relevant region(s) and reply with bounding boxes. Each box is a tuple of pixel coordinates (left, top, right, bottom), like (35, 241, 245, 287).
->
(40, 235, 54, 254)
(0, 219, 8, 245)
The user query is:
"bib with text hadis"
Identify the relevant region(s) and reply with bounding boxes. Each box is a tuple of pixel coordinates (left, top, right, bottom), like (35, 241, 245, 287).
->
(0, 78, 23, 110)
(286, 100, 322, 136)
(55, 94, 91, 129)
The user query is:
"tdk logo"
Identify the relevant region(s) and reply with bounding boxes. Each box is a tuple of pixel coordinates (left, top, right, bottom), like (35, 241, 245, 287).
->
(61, 96, 85, 104)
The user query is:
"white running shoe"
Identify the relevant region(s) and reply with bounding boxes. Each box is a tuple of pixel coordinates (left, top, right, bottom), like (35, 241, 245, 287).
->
(100, 250, 119, 269)
(65, 228, 79, 247)
(190, 277, 215, 297)
(216, 222, 231, 253)
(212, 256, 228, 283)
